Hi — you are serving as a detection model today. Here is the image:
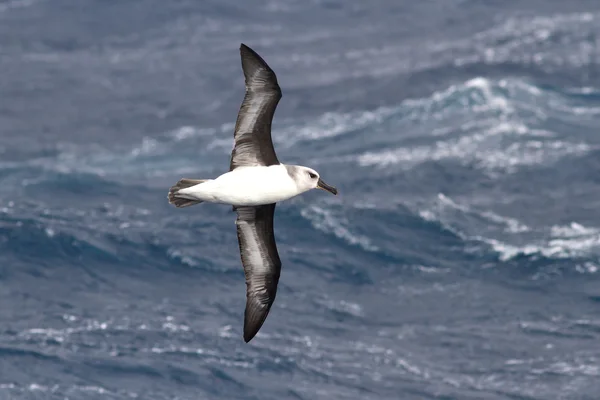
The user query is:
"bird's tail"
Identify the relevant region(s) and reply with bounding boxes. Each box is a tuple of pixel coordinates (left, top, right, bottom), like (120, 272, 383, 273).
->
(168, 178, 208, 208)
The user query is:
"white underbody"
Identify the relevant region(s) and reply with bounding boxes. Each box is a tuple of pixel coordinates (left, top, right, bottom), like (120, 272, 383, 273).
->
(177, 164, 303, 206)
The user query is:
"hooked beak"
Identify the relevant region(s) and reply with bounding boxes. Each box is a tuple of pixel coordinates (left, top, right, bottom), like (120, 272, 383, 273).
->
(317, 178, 338, 195)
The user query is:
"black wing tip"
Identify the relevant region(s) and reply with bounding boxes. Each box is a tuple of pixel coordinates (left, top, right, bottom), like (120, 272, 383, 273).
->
(239, 43, 257, 57)
(239, 43, 276, 75)
(243, 331, 255, 343)
(243, 321, 261, 343)
(243, 302, 275, 343)
(242, 313, 267, 343)
(239, 43, 261, 61)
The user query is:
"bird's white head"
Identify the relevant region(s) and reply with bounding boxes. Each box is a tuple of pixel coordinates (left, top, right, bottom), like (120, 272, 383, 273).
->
(286, 165, 338, 195)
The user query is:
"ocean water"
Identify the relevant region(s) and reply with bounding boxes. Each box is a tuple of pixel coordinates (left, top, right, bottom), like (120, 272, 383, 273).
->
(1, 1, 600, 399)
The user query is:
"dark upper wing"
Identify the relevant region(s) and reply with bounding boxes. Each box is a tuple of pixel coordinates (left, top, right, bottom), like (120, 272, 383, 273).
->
(229, 44, 282, 171)
(235, 204, 282, 342)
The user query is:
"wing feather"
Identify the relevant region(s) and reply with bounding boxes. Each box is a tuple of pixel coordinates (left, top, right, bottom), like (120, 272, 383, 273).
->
(230, 44, 282, 170)
(235, 204, 281, 342)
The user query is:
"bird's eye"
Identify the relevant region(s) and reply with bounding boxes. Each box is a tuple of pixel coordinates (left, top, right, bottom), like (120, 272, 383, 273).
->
(308, 172, 317, 179)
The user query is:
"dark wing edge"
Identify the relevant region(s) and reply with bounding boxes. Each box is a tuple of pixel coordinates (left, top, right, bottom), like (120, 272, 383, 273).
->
(235, 204, 282, 342)
(229, 44, 282, 171)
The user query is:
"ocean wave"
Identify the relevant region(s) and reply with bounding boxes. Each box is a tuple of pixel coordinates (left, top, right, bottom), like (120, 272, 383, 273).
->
(418, 193, 530, 236)
(430, 11, 600, 75)
(13, 314, 194, 348)
(274, 11, 600, 88)
(416, 194, 600, 270)
(356, 77, 598, 174)
(482, 224, 600, 267)
(0, 75, 597, 276)
(1, 75, 597, 278)
(0, 75, 596, 187)
(313, 297, 364, 318)
(0, 382, 120, 399)
(0, 197, 194, 272)
(299, 204, 379, 252)
(359, 136, 591, 174)
(0, 215, 118, 264)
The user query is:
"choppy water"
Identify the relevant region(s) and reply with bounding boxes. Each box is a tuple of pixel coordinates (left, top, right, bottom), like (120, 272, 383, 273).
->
(1, 1, 600, 399)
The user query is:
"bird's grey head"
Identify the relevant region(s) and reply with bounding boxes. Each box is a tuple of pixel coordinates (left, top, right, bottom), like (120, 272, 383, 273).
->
(286, 165, 338, 195)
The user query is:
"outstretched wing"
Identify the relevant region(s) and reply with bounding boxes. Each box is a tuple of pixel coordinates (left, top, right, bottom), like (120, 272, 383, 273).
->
(235, 204, 282, 342)
(230, 43, 282, 171)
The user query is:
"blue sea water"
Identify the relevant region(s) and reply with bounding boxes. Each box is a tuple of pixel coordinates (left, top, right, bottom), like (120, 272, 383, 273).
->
(1, 0, 600, 399)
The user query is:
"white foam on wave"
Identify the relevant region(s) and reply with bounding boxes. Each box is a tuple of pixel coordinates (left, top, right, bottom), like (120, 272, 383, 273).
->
(452, 11, 600, 70)
(357, 77, 595, 174)
(566, 87, 600, 95)
(129, 125, 223, 158)
(417, 194, 600, 269)
(464, 77, 511, 112)
(438, 193, 529, 234)
(358, 131, 588, 173)
(300, 204, 378, 252)
(147, 344, 254, 368)
(550, 222, 598, 238)
(166, 247, 200, 268)
(129, 137, 160, 157)
(418, 193, 530, 237)
(531, 361, 600, 377)
(481, 222, 600, 265)
(402, 77, 513, 119)
(168, 125, 220, 141)
(166, 76, 596, 166)
(276, 108, 396, 147)
(0, 382, 130, 397)
(169, 77, 523, 156)
(315, 297, 364, 318)
(16, 314, 192, 348)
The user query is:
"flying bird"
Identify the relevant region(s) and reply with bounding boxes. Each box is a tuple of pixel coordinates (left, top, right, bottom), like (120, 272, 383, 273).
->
(168, 43, 338, 342)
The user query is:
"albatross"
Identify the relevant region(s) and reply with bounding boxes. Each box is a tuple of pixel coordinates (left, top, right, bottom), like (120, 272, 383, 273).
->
(167, 43, 338, 343)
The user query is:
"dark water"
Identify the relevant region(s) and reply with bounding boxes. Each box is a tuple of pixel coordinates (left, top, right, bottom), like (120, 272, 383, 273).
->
(1, 1, 600, 399)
